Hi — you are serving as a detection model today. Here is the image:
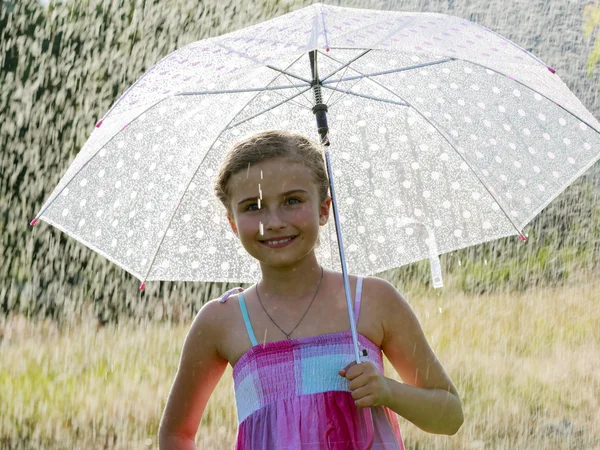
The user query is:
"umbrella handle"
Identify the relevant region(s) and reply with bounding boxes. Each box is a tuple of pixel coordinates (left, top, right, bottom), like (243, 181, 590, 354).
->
(324, 407, 374, 450)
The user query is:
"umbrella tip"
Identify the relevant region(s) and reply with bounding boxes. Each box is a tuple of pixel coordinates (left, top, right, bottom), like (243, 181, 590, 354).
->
(95, 120, 103, 128)
(140, 282, 146, 291)
(547, 66, 556, 74)
(30, 218, 38, 226)
(326, 46, 330, 52)
(519, 233, 527, 241)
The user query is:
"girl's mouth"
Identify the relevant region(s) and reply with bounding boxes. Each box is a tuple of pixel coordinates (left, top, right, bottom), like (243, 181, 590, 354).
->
(260, 236, 297, 248)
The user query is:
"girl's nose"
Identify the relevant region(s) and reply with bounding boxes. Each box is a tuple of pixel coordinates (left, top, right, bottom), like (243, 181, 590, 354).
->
(264, 208, 286, 230)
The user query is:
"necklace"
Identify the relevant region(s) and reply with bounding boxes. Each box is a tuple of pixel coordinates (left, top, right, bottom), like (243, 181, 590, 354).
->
(256, 265, 324, 340)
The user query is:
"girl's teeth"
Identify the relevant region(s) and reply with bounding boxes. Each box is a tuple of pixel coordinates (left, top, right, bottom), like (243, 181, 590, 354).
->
(267, 238, 291, 245)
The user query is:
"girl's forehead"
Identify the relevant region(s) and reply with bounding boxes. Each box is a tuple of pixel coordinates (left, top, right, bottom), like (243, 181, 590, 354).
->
(229, 159, 315, 195)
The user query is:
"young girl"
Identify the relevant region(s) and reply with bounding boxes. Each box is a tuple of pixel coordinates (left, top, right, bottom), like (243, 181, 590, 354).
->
(158, 130, 463, 449)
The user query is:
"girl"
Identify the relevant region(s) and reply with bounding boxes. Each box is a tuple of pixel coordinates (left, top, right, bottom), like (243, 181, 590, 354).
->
(158, 130, 463, 449)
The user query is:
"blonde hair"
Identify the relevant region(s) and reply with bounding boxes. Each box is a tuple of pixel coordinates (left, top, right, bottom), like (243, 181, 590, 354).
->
(214, 130, 330, 246)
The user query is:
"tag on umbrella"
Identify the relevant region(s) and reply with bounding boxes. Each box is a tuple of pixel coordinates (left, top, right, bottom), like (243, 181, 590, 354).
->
(425, 235, 443, 289)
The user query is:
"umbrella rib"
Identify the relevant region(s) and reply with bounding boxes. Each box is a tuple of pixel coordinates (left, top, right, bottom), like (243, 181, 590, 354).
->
(324, 62, 352, 105)
(265, 65, 312, 84)
(454, 57, 600, 137)
(139, 61, 309, 286)
(228, 87, 314, 129)
(321, 85, 408, 107)
(321, 58, 454, 84)
(320, 49, 371, 83)
(264, 64, 317, 106)
(178, 84, 309, 95)
(269, 84, 314, 110)
(277, 71, 315, 108)
(327, 63, 528, 239)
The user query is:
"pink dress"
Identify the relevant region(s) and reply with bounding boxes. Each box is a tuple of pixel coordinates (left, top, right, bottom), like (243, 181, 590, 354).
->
(218, 277, 405, 449)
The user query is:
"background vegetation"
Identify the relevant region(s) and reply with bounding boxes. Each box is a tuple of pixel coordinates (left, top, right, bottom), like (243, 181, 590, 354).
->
(1, 0, 598, 326)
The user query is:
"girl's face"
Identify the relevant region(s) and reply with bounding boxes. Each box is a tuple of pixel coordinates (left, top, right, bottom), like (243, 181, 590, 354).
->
(226, 157, 331, 267)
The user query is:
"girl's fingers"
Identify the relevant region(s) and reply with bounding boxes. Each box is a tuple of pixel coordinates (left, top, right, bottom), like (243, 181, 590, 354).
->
(348, 376, 368, 391)
(350, 385, 370, 400)
(355, 394, 376, 408)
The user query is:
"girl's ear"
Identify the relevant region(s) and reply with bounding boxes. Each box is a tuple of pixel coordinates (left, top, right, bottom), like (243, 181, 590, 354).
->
(319, 196, 332, 226)
(227, 215, 238, 237)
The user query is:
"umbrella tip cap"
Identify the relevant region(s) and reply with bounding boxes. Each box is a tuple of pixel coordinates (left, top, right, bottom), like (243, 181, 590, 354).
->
(30, 218, 38, 226)
(140, 282, 146, 291)
(95, 120, 103, 128)
(548, 66, 556, 74)
(519, 233, 527, 241)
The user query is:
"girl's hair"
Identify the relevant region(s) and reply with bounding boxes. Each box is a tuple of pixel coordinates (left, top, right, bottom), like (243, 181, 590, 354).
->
(214, 130, 330, 246)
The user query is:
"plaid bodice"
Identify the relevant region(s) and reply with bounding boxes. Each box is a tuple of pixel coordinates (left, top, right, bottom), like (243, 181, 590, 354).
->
(218, 277, 384, 424)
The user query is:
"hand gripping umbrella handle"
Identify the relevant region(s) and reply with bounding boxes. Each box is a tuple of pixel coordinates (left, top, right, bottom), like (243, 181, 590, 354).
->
(324, 407, 374, 450)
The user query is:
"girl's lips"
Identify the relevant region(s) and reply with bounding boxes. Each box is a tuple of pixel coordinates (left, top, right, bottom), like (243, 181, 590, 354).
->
(260, 236, 297, 248)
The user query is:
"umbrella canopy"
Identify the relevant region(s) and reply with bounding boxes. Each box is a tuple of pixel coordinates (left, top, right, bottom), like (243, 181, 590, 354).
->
(32, 3, 600, 289)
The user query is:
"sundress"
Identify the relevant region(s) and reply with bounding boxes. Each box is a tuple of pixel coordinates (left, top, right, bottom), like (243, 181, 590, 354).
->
(218, 276, 405, 449)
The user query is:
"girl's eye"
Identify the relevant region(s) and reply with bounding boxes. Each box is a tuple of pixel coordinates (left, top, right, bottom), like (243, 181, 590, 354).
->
(244, 197, 301, 212)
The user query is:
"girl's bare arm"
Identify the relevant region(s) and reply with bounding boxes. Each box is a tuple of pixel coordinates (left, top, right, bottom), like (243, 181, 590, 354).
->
(158, 300, 229, 449)
(374, 277, 464, 435)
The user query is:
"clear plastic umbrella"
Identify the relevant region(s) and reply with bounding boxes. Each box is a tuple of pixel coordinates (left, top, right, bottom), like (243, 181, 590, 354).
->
(30, 4, 600, 448)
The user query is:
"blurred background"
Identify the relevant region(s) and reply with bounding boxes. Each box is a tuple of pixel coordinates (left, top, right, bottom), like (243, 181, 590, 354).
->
(1, 0, 599, 448)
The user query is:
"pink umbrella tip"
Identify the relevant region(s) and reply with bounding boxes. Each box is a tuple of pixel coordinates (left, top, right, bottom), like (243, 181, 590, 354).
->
(140, 282, 146, 291)
(547, 66, 556, 74)
(30, 218, 38, 226)
(519, 233, 527, 241)
(95, 120, 103, 128)
(326, 46, 330, 52)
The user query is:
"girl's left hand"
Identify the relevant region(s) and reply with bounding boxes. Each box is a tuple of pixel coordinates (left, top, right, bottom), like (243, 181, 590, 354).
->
(339, 361, 391, 408)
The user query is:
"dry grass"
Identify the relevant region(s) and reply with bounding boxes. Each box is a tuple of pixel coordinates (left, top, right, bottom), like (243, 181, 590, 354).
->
(1, 270, 599, 449)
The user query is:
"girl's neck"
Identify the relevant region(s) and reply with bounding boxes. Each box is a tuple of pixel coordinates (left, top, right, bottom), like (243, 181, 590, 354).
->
(257, 257, 325, 305)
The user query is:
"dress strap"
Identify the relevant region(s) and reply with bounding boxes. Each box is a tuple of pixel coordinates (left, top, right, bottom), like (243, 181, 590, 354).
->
(238, 292, 259, 346)
(353, 276, 363, 327)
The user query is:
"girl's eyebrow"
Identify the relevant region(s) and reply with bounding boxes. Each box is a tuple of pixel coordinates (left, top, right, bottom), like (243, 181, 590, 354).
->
(237, 189, 308, 205)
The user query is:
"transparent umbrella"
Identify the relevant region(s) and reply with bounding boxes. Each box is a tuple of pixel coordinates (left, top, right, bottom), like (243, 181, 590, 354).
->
(30, 4, 600, 448)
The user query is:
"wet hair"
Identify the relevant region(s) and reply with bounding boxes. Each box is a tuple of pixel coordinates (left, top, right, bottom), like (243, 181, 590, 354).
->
(214, 130, 330, 246)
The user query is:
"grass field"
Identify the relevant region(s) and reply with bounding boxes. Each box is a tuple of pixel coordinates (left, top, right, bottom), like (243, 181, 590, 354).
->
(1, 270, 599, 449)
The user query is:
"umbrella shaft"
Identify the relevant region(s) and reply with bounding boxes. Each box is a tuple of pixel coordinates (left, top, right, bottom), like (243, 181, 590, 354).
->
(324, 150, 363, 365)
